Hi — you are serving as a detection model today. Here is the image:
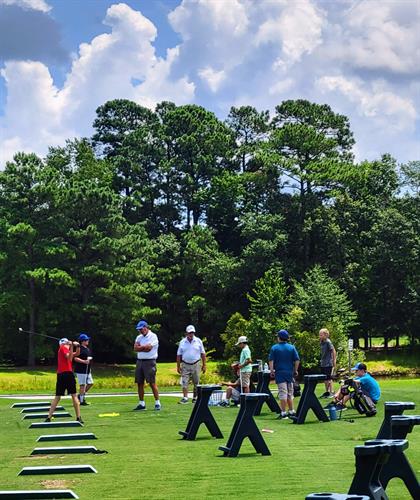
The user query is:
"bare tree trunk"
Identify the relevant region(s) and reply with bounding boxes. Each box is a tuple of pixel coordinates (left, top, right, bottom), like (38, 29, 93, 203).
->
(28, 277, 36, 367)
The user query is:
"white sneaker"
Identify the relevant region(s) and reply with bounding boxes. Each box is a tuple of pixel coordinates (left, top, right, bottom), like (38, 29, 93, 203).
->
(178, 397, 188, 404)
(154, 403, 161, 410)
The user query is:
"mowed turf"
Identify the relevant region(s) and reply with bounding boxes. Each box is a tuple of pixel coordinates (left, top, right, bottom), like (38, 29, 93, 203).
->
(0, 378, 418, 499)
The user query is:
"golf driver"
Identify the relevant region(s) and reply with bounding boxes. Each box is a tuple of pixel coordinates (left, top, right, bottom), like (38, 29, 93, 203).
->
(18, 327, 60, 341)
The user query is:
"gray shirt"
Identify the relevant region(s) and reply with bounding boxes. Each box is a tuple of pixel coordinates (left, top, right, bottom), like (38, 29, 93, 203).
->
(320, 338, 334, 367)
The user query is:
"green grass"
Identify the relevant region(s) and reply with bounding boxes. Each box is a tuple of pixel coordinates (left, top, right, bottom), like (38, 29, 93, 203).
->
(369, 336, 412, 347)
(0, 378, 419, 499)
(0, 362, 222, 393)
(366, 350, 420, 376)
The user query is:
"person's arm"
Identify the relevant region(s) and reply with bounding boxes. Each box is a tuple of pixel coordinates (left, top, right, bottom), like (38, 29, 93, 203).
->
(239, 357, 251, 369)
(221, 381, 236, 387)
(68, 343, 80, 362)
(331, 345, 337, 373)
(201, 352, 207, 373)
(176, 354, 182, 374)
(293, 359, 300, 377)
(134, 339, 153, 352)
(239, 349, 252, 369)
(134, 342, 148, 352)
(74, 356, 89, 365)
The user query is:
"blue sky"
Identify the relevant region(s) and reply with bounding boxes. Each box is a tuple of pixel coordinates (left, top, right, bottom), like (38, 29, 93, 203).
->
(1, 0, 419, 166)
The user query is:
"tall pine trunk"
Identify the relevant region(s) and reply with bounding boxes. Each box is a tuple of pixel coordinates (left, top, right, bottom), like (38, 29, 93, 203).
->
(28, 277, 36, 367)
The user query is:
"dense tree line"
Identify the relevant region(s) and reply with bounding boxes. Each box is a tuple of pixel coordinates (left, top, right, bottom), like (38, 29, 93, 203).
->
(0, 99, 418, 366)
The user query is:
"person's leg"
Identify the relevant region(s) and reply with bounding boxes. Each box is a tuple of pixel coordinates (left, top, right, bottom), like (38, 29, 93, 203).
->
(71, 393, 81, 419)
(241, 372, 250, 394)
(277, 382, 288, 416)
(47, 373, 64, 420)
(180, 364, 190, 400)
(286, 382, 295, 413)
(150, 382, 159, 400)
(146, 360, 160, 408)
(326, 367, 334, 394)
(79, 384, 86, 401)
(134, 360, 146, 409)
(47, 396, 61, 419)
(191, 364, 200, 400)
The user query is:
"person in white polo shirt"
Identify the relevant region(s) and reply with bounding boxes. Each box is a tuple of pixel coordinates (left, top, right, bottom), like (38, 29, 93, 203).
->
(176, 325, 207, 404)
(133, 320, 161, 411)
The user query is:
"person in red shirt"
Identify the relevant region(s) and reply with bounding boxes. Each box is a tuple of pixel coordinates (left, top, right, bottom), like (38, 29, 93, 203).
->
(45, 338, 83, 423)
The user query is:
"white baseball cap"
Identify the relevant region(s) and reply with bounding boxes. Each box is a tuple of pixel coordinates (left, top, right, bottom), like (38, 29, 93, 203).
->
(235, 335, 248, 345)
(186, 325, 196, 333)
(59, 338, 69, 345)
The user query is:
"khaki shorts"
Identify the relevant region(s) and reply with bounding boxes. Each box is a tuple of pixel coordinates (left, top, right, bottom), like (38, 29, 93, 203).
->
(277, 381, 294, 400)
(240, 371, 251, 388)
(181, 362, 201, 388)
(135, 359, 157, 384)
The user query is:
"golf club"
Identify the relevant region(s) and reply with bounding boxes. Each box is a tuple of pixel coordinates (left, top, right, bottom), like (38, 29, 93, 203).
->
(18, 327, 60, 341)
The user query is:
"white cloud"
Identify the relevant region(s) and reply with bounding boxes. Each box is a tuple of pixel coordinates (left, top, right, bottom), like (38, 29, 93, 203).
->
(317, 75, 417, 132)
(330, 0, 420, 74)
(1, 0, 419, 166)
(0, 2, 194, 165)
(0, 0, 51, 12)
(198, 67, 226, 92)
(255, 0, 326, 65)
(268, 78, 294, 96)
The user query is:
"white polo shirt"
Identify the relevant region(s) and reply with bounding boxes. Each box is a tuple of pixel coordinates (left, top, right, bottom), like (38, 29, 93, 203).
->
(135, 330, 159, 360)
(177, 336, 205, 363)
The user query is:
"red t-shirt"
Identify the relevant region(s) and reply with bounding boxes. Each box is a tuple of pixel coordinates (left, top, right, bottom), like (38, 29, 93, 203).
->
(57, 344, 73, 373)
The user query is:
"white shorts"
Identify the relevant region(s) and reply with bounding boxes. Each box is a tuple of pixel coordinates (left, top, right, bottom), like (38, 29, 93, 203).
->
(76, 373, 94, 385)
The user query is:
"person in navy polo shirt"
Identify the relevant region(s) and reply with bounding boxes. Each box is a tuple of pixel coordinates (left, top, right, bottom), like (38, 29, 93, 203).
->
(176, 325, 207, 404)
(269, 329, 300, 419)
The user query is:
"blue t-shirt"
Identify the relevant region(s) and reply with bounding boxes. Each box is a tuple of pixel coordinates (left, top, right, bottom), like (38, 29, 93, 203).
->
(355, 373, 381, 402)
(269, 343, 300, 383)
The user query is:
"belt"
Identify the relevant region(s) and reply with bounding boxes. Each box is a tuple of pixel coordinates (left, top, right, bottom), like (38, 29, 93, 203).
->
(182, 360, 200, 365)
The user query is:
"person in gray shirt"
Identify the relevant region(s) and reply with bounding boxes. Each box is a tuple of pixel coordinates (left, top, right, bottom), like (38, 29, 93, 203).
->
(319, 328, 336, 398)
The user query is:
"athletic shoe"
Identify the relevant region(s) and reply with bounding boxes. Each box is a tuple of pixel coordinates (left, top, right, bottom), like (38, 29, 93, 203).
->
(219, 400, 229, 407)
(133, 404, 146, 411)
(154, 403, 161, 411)
(328, 393, 335, 398)
(287, 410, 296, 417)
(77, 417, 84, 424)
(44, 417, 52, 422)
(80, 400, 90, 406)
(278, 412, 288, 419)
(319, 391, 330, 399)
(178, 397, 189, 404)
(192, 398, 197, 404)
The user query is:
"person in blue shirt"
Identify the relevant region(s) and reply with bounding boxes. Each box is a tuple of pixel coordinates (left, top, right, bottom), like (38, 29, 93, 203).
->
(269, 329, 300, 419)
(329, 362, 381, 411)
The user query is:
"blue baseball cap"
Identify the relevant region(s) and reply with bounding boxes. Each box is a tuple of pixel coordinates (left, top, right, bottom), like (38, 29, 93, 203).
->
(136, 320, 148, 330)
(351, 362, 367, 371)
(79, 333, 90, 341)
(277, 329, 289, 340)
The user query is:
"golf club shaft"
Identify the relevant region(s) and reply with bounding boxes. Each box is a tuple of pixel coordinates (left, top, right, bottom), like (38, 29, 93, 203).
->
(18, 328, 60, 341)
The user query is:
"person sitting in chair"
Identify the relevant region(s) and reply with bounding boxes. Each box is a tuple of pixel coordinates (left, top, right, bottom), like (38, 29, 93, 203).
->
(327, 362, 380, 411)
